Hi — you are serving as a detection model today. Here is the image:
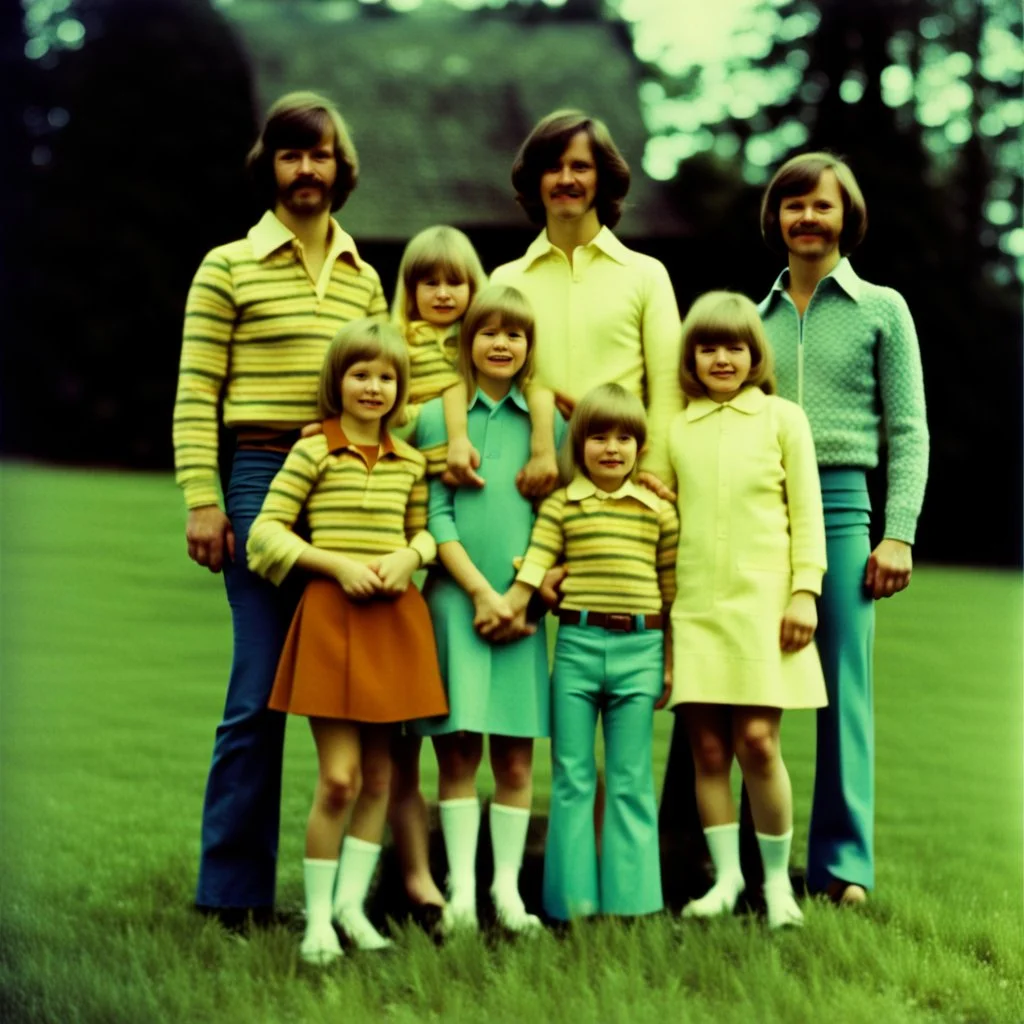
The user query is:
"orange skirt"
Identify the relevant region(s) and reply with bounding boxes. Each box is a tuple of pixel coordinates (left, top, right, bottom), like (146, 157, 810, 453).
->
(268, 578, 447, 723)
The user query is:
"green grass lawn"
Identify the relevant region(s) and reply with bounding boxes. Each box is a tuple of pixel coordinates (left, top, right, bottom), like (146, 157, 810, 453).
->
(1, 462, 1021, 1024)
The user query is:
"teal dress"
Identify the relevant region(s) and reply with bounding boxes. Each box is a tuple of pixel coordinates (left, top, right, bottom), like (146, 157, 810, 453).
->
(411, 387, 562, 738)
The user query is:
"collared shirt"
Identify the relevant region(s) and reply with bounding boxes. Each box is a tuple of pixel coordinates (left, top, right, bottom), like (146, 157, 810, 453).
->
(670, 388, 826, 596)
(246, 417, 435, 587)
(491, 226, 682, 485)
(404, 319, 461, 408)
(758, 257, 928, 543)
(516, 473, 678, 614)
(172, 210, 388, 509)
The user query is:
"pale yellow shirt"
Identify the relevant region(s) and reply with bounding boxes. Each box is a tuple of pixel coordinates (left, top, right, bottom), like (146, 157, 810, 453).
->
(491, 226, 682, 484)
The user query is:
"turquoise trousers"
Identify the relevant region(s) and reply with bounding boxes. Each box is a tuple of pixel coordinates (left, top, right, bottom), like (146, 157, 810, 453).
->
(807, 469, 875, 892)
(543, 621, 664, 920)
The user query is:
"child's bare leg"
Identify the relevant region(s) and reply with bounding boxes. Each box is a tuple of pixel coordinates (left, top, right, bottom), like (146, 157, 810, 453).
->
(334, 724, 395, 950)
(301, 717, 362, 963)
(489, 736, 540, 932)
(434, 732, 484, 931)
(681, 705, 744, 918)
(388, 734, 445, 908)
(733, 706, 802, 928)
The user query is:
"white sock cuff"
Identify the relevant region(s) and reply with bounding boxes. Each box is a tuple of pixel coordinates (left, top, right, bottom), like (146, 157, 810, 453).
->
(490, 803, 530, 821)
(304, 857, 338, 869)
(755, 830, 793, 844)
(341, 836, 381, 855)
(703, 822, 740, 837)
(440, 797, 480, 810)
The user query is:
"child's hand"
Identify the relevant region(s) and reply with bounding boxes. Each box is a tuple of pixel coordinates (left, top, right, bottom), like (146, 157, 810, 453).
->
(864, 538, 912, 599)
(516, 451, 559, 500)
(780, 591, 818, 652)
(473, 587, 515, 636)
(372, 548, 421, 595)
(636, 472, 677, 503)
(443, 437, 485, 488)
(538, 565, 568, 609)
(334, 555, 383, 599)
(553, 390, 576, 420)
(489, 607, 537, 644)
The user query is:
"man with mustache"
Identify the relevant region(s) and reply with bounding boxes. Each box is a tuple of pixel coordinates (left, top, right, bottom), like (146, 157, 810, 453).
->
(750, 152, 928, 907)
(172, 91, 387, 930)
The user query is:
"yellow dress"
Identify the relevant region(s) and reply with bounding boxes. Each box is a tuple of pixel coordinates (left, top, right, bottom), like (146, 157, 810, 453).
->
(667, 387, 828, 709)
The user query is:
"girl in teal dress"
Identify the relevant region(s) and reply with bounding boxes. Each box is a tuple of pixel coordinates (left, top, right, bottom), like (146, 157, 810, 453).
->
(413, 285, 564, 933)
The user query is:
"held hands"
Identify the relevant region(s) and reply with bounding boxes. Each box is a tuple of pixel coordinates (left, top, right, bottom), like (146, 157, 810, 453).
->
(186, 505, 235, 573)
(484, 582, 537, 643)
(472, 586, 515, 636)
(865, 539, 913, 599)
(443, 436, 486, 489)
(371, 548, 421, 595)
(780, 591, 818, 652)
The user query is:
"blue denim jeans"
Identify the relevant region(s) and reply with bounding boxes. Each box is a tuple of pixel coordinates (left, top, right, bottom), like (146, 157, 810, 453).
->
(195, 450, 302, 910)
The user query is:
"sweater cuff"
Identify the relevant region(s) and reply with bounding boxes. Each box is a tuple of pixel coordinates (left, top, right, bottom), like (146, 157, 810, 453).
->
(883, 507, 919, 546)
(515, 559, 548, 589)
(408, 530, 437, 568)
(181, 475, 222, 510)
(791, 567, 824, 596)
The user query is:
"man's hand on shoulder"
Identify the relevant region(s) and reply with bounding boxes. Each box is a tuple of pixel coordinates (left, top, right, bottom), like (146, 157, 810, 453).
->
(186, 505, 235, 573)
(636, 471, 676, 503)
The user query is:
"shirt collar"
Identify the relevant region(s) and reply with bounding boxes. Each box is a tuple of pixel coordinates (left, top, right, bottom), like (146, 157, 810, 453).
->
(521, 224, 628, 270)
(763, 256, 861, 309)
(322, 418, 401, 459)
(468, 384, 529, 414)
(565, 473, 661, 512)
(248, 210, 363, 268)
(685, 386, 767, 422)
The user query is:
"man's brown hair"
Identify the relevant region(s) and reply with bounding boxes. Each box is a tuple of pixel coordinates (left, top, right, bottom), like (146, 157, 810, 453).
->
(246, 91, 359, 212)
(511, 110, 631, 228)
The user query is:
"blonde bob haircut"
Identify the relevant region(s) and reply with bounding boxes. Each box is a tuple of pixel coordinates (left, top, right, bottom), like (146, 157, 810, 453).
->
(679, 291, 776, 401)
(456, 285, 536, 393)
(391, 225, 488, 330)
(560, 382, 647, 486)
(317, 319, 410, 432)
(246, 91, 359, 212)
(760, 151, 867, 256)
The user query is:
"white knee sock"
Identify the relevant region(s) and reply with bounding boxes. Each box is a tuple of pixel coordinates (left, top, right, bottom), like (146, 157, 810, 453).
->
(440, 797, 480, 907)
(757, 829, 803, 928)
(301, 858, 342, 962)
(489, 803, 540, 931)
(683, 823, 744, 918)
(332, 836, 391, 950)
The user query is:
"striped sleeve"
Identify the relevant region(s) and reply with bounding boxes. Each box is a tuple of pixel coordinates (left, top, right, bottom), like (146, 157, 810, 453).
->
(246, 438, 323, 586)
(172, 252, 235, 508)
(404, 470, 437, 566)
(516, 490, 567, 587)
(656, 501, 679, 605)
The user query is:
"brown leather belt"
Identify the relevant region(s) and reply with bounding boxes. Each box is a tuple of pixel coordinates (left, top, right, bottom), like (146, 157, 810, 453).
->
(558, 609, 664, 632)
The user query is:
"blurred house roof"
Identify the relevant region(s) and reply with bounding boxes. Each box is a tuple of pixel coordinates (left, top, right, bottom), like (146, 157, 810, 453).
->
(224, 2, 682, 240)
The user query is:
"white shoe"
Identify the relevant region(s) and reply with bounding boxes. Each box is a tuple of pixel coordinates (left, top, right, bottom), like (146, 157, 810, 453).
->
(441, 898, 479, 935)
(492, 889, 542, 934)
(764, 881, 804, 930)
(681, 879, 743, 919)
(334, 907, 393, 951)
(299, 923, 343, 965)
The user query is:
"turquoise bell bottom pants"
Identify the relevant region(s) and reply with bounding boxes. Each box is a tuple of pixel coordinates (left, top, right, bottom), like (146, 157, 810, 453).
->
(543, 623, 664, 920)
(807, 469, 875, 893)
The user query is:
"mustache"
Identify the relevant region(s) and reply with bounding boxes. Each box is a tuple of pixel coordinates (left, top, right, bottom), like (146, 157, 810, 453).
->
(551, 186, 583, 197)
(287, 176, 327, 195)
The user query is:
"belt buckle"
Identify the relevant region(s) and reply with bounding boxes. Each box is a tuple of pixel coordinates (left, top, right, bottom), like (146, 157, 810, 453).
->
(605, 613, 633, 633)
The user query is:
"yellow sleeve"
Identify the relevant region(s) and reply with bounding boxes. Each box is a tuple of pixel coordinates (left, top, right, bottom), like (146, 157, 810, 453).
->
(404, 468, 437, 566)
(779, 401, 827, 594)
(656, 501, 680, 605)
(246, 440, 322, 586)
(172, 251, 235, 509)
(638, 260, 683, 488)
(515, 491, 566, 587)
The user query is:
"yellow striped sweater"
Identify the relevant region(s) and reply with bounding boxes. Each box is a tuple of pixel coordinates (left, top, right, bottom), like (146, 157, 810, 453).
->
(246, 418, 436, 587)
(516, 476, 678, 614)
(173, 211, 388, 509)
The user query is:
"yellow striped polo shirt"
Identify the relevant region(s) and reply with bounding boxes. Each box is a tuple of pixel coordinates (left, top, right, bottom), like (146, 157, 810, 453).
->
(405, 320, 461, 408)
(173, 211, 388, 509)
(247, 418, 436, 587)
(516, 476, 678, 614)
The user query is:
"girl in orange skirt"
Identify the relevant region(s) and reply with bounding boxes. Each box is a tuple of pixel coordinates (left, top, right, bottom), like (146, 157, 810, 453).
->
(247, 319, 447, 964)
